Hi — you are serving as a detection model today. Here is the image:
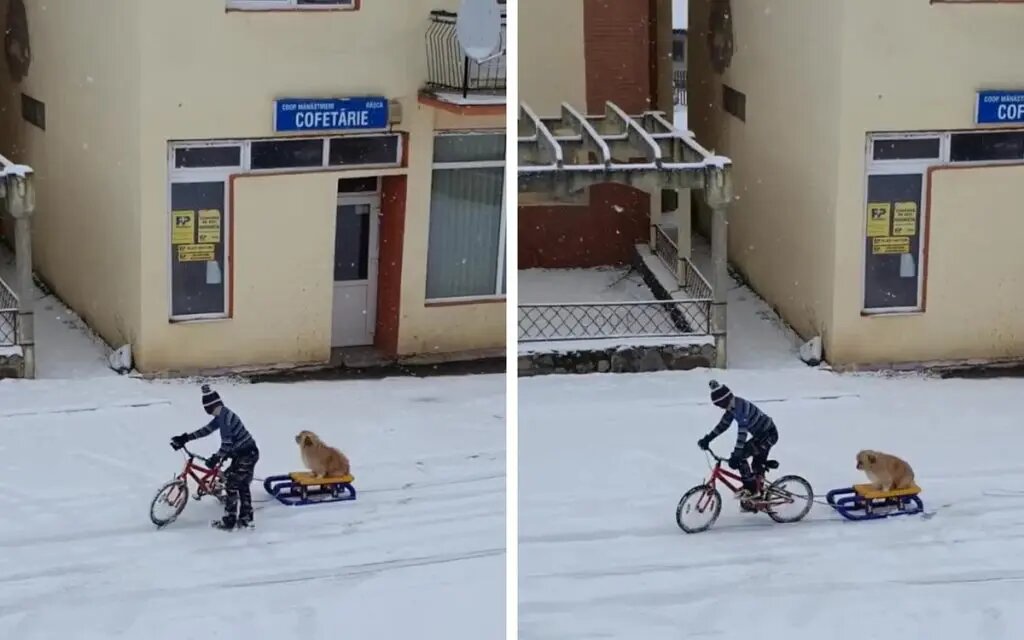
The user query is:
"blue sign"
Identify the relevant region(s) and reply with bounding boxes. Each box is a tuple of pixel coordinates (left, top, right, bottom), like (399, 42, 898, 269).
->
(274, 97, 389, 133)
(975, 90, 1024, 125)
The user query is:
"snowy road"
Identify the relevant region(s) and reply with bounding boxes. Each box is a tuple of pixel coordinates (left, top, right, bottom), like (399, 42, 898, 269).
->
(0, 375, 505, 639)
(520, 369, 1024, 639)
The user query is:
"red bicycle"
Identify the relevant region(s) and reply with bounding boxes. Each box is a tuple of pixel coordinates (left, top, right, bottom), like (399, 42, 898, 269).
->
(149, 444, 226, 528)
(675, 448, 814, 534)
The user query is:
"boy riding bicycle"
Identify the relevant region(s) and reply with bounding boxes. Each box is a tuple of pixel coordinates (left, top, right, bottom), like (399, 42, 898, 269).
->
(697, 380, 779, 508)
(170, 384, 260, 531)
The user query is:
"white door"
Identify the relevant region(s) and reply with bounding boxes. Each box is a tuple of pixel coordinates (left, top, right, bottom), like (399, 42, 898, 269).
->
(331, 194, 380, 347)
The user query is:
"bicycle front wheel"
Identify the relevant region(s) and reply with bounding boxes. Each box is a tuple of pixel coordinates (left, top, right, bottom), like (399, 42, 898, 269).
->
(764, 475, 814, 524)
(150, 479, 189, 527)
(676, 484, 722, 534)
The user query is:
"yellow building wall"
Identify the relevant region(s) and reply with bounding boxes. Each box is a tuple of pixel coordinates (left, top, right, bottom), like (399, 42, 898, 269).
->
(129, 1, 504, 370)
(831, 166, 1024, 364)
(688, 0, 844, 343)
(829, 0, 1024, 364)
(519, 0, 587, 115)
(0, 0, 143, 349)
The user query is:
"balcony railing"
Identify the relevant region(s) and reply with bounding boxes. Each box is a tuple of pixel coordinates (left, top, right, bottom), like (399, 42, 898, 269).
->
(425, 9, 507, 100)
(519, 300, 711, 343)
(0, 276, 15, 346)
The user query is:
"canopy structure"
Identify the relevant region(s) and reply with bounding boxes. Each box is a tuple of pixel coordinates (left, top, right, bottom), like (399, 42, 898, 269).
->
(517, 101, 734, 367)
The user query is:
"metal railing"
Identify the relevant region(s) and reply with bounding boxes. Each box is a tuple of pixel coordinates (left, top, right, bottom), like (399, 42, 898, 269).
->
(653, 224, 713, 299)
(0, 276, 17, 346)
(425, 9, 507, 99)
(654, 225, 679, 277)
(519, 299, 711, 342)
(673, 69, 687, 106)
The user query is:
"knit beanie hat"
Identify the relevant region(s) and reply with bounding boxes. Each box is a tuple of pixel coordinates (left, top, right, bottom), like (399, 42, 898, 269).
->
(709, 380, 733, 408)
(201, 384, 223, 414)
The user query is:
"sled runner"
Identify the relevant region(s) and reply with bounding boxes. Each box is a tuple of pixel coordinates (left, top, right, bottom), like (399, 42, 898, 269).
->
(826, 483, 924, 521)
(263, 471, 358, 506)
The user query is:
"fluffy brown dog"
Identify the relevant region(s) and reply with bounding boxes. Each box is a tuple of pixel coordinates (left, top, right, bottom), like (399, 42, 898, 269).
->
(296, 430, 351, 478)
(856, 449, 915, 491)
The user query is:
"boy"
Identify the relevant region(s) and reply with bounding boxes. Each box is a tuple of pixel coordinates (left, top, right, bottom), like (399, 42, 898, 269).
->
(170, 384, 260, 530)
(697, 380, 779, 505)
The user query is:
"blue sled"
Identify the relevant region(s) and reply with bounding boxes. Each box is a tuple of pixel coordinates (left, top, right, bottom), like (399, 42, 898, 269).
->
(263, 472, 358, 507)
(826, 484, 923, 521)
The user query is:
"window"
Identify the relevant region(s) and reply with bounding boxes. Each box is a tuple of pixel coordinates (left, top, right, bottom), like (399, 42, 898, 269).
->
(251, 138, 323, 170)
(425, 132, 506, 300)
(722, 84, 746, 122)
(170, 182, 229, 319)
(227, 0, 355, 10)
(950, 131, 1024, 162)
(872, 138, 941, 161)
(328, 135, 400, 167)
(174, 146, 242, 169)
(21, 93, 44, 131)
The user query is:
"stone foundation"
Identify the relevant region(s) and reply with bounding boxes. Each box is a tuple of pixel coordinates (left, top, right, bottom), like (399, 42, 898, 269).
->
(519, 342, 715, 377)
(0, 351, 25, 378)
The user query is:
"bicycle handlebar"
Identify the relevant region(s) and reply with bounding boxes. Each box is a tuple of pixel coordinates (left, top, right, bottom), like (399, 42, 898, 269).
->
(181, 444, 209, 463)
(703, 448, 730, 463)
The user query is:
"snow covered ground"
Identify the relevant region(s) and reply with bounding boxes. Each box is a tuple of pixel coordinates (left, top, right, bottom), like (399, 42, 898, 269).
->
(0, 374, 505, 639)
(519, 368, 1024, 639)
(520, 267, 657, 305)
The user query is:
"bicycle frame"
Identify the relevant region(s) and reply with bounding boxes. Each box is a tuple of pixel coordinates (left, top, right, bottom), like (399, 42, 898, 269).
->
(696, 450, 767, 511)
(176, 445, 223, 499)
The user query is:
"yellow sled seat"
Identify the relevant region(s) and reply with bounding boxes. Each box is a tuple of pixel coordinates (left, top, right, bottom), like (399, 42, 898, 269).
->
(853, 483, 921, 500)
(289, 472, 355, 486)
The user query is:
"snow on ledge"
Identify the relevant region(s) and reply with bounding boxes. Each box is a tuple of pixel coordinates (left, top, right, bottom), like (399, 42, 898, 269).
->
(0, 163, 33, 178)
(0, 345, 23, 357)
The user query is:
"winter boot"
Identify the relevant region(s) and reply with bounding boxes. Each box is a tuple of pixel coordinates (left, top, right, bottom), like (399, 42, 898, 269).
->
(211, 515, 237, 531)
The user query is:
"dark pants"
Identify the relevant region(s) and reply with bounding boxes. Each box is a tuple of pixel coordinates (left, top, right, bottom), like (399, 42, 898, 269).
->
(734, 424, 778, 491)
(223, 445, 259, 523)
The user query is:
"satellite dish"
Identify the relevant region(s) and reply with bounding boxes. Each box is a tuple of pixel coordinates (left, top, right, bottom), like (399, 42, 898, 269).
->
(456, 0, 502, 63)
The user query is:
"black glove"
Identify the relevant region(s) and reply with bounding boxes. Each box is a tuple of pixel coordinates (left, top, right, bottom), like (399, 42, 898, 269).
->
(169, 433, 190, 450)
(206, 453, 223, 468)
(728, 453, 744, 469)
(697, 435, 711, 451)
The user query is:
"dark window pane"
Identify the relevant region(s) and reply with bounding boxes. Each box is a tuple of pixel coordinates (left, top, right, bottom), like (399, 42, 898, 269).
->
(174, 146, 242, 168)
(863, 173, 924, 311)
(433, 133, 504, 163)
(337, 177, 379, 193)
(872, 138, 941, 161)
(328, 135, 400, 166)
(950, 131, 1024, 162)
(170, 181, 227, 317)
(251, 138, 324, 170)
(21, 93, 45, 130)
(722, 84, 745, 122)
(334, 203, 371, 281)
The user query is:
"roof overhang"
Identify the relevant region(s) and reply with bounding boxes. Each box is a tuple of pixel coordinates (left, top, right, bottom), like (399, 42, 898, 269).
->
(518, 101, 731, 197)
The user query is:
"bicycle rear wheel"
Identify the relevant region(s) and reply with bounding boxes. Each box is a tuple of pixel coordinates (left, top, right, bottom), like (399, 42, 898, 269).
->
(764, 475, 814, 523)
(676, 484, 722, 534)
(150, 479, 189, 527)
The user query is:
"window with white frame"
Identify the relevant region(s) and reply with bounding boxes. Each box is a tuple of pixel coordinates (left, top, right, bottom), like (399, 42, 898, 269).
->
(168, 134, 400, 321)
(227, 0, 355, 10)
(863, 128, 1024, 314)
(425, 131, 506, 301)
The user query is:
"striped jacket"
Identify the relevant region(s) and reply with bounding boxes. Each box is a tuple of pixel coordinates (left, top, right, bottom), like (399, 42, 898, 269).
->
(188, 407, 256, 457)
(707, 397, 773, 457)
